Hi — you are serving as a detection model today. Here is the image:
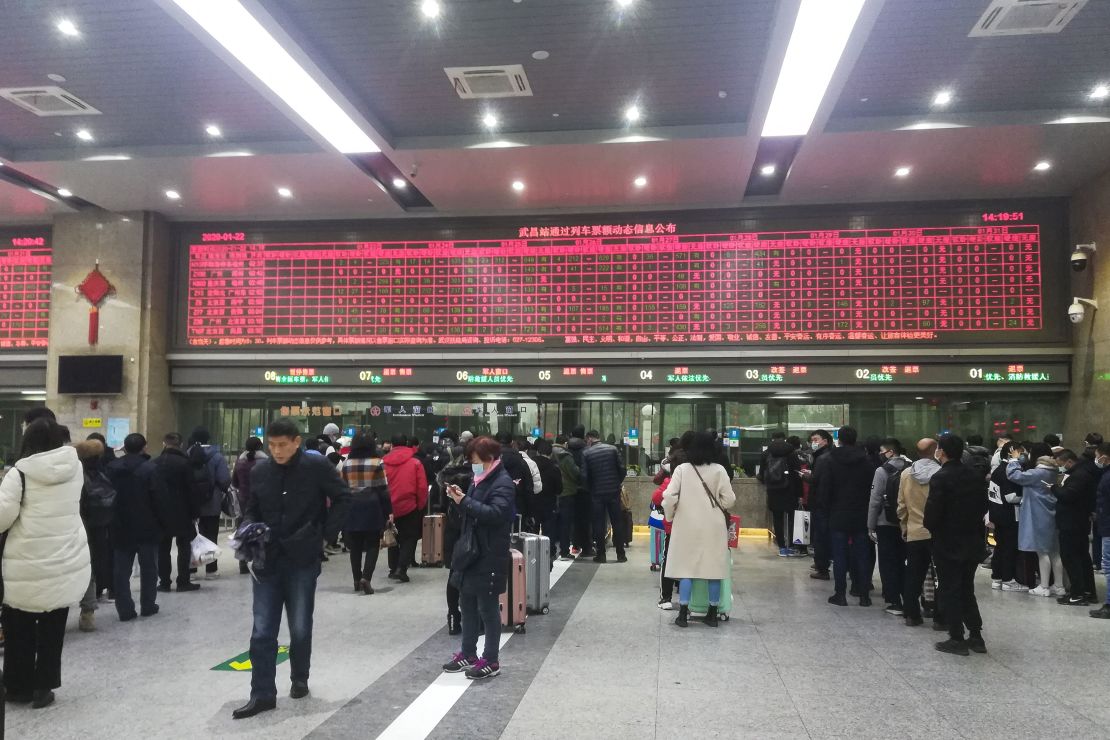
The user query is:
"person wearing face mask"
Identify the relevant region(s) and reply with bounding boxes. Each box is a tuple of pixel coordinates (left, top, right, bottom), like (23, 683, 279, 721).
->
(1083, 433, 1105, 572)
(1089, 443, 1110, 618)
(441, 436, 515, 681)
(988, 442, 1027, 592)
(1007, 449, 1065, 598)
(804, 429, 834, 580)
(898, 438, 941, 627)
(1053, 449, 1101, 605)
(868, 438, 911, 615)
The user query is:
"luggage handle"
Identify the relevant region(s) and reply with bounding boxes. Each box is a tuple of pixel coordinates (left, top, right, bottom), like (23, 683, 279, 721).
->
(513, 513, 523, 535)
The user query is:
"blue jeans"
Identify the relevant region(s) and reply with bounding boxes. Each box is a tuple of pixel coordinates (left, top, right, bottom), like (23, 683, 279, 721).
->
(831, 529, 871, 596)
(461, 590, 502, 663)
(678, 578, 721, 606)
(592, 495, 626, 557)
(249, 561, 321, 700)
(558, 500, 576, 557)
(113, 544, 158, 619)
(1102, 538, 1110, 605)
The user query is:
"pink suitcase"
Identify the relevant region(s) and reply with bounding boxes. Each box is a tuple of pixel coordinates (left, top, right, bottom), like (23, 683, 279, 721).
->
(499, 549, 527, 633)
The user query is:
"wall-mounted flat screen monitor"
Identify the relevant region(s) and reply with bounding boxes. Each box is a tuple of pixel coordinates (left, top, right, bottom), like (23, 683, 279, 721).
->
(57, 355, 123, 395)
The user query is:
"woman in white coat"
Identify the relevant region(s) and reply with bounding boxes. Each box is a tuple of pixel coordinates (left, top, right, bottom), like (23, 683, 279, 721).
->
(662, 431, 737, 628)
(0, 418, 89, 708)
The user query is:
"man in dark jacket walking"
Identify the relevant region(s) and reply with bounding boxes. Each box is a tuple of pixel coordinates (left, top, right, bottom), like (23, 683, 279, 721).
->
(106, 433, 173, 622)
(925, 434, 989, 656)
(805, 429, 834, 579)
(567, 426, 594, 556)
(757, 432, 802, 557)
(1054, 449, 1102, 605)
(581, 430, 627, 563)
(233, 419, 350, 720)
(155, 433, 200, 593)
(819, 426, 875, 606)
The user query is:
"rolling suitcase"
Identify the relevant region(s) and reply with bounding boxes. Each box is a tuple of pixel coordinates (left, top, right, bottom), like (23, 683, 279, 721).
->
(421, 514, 446, 566)
(649, 527, 666, 572)
(511, 527, 551, 615)
(687, 549, 733, 621)
(500, 549, 527, 633)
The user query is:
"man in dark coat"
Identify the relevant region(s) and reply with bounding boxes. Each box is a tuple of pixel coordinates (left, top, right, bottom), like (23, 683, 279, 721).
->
(817, 426, 875, 606)
(155, 432, 200, 593)
(106, 433, 173, 621)
(493, 430, 533, 515)
(805, 429, 834, 579)
(1054, 448, 1101, 605)
(232, 419, 351, 720)
(581, 430, 627, 563)
(757, 431, 802, 556)
(567, 425, 594, 556)
(925, 434, 989, 656)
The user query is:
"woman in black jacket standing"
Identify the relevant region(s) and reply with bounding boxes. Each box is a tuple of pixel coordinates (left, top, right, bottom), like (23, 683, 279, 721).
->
(989, 441, 1026, 591)
(437, 444, 473, 635)
(441, 436, 515, 681)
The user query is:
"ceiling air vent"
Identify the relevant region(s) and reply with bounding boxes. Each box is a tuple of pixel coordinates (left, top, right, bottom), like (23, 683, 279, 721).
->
(444, 65, 533, 99)
(969, 0, 1088, 36)
(0, 86, 101, 116)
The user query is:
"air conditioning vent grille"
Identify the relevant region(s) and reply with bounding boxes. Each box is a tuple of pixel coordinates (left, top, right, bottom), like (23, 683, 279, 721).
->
(444, 65, 533, 99)
(0, 86, 101, 116)
(969, 0, 1089, 37)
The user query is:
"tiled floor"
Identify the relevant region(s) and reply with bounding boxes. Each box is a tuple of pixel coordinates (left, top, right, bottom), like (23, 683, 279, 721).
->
(8, 536, 1110, 739)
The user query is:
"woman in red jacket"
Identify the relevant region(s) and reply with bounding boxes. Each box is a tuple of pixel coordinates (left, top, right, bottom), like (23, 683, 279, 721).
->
(382, 435, 428, 583)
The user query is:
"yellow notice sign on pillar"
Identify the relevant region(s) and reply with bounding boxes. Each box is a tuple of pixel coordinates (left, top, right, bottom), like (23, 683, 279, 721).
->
(82, 418, 103, 428)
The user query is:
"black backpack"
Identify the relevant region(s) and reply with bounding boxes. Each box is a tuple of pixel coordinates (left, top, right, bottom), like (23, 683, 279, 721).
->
(764, 455, 790, 491)
(186, 443, 214, 517)
(882, 458, 910, 524)
(81, 471, 118, 526)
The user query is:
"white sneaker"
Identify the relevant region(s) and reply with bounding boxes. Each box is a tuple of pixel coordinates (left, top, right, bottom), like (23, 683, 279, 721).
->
(1050, 586, 1068, 597)
(1002, 580, 1029, 592)
(1029, 586, 1052, 597)
(657, 600, 674, 611)
(991, 579, 1003, 590)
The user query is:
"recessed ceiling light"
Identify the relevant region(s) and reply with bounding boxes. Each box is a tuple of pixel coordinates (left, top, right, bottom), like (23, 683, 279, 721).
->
(47, 73, 66, 83)
(392, 177, 407, 189)
(170, 0, 380, 155)
(481, 112, 499, 130)
(56, 19, 80, 36)
(165, 190, 181, 200)
(531, 50, 549, 60)
(511, 180, 525, 192)
(932, 89, 953, 107)
(760, 164, 776, 177)
(83, 154, 131, 161)
(894, 166, 912, 178)
(75, 129, 93, 142)
(859, 97, 869, 102)
(207, 150, 253, 157)
(57, 188, 73, 198)
(552, 112, 559, 117)
(615, 0, 634, 7)
(718, 90, 727, 99)
(1033, 160, 1051, 171)
(633, 175, 647, 188)
(761, 0, 867, 136)
(205, 124, 222, 137)
(624, 104, 641, 123)
(420, 0, 441, 19)
(1090, 84, 1109, 101)
(277, 186, 293, 197)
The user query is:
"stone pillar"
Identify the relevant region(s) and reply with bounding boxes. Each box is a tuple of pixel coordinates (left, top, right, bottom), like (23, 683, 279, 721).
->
(1065, 169, 1110, 444)
(47, 211, 175, 446)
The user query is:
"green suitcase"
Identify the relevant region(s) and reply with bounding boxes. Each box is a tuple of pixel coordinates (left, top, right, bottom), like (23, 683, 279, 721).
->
(686, 549, 733, 621)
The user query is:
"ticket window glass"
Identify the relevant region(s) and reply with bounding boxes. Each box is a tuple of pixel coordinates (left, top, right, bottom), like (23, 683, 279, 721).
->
(0, 400, 43, 466)
(948, 398, 1063, 445)
(786, 402, 848, 441)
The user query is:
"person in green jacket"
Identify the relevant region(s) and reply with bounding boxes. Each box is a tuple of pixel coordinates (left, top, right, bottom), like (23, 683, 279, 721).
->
(551, 435, 581, 561)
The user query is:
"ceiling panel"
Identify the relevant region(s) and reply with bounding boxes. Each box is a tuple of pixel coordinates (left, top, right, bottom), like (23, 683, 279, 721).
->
(783, 123, 1110, 203)
(830, 0, 1110, 122)
(14, 153, 403, 222)
(265, 0, 773, 139)
(0, 0, 310, 155)
(0, 178, 68, 224)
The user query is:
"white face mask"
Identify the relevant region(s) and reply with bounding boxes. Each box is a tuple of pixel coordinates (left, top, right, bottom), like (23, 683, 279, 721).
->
(810, 442, 821, 451)
(1097, 459, 1108, 470)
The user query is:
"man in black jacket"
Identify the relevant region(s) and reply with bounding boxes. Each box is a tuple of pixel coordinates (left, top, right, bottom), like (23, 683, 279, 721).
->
(529, 439, 563, 560)
(567, 425, 594, 557)
(106, 433, 172, 622)
(493, 430, 534, 517)
(758, 432, 802, 556)
(1054, 449, 1101, 605)
(232, 418, 351, 720)
(924, 434, 988, 656)
(155, 432, 200, 593)
(581, 430, 628, 563)
(805, 429, 834, 579)
(818, 426, 875, 606)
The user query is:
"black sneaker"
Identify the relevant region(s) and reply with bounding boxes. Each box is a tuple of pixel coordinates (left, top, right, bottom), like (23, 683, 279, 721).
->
(810, 571, 830, 581)
(827, 593, 848, 606)
(1057, 595, 1089, 606)
(1090, 604, 1110, 619)
(465, 658, 500, 680)
(616, 554, 628, 563)
(442, 653, 477, 673)
(935, 639, 970, 656)
(177, 582, 201, 592)
(932, 621, 948, 632)
(290, 681, 309, 699)
(904, 616, 923, 627)
(157, 583, 171, 593)
(967, 634, 987, 654)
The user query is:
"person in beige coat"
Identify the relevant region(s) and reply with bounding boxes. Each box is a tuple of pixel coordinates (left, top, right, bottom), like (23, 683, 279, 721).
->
(897, 438, 940, 627)
(662, 431, 736, 628)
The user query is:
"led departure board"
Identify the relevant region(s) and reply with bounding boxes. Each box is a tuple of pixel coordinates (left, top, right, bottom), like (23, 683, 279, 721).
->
(184, 222, 1045, 348)
(171, 362, 1070, 389)
(0, 239, 51, 350)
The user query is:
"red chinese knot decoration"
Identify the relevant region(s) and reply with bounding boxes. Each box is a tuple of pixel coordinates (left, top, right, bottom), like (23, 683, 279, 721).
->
(76, 264, 115, 345)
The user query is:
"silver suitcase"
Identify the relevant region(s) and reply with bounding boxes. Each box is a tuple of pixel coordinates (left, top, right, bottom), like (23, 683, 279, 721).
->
(510, 531, 551, 615)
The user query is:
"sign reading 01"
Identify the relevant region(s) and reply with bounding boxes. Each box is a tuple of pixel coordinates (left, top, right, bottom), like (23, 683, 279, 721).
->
(185, 222, 1043, 348)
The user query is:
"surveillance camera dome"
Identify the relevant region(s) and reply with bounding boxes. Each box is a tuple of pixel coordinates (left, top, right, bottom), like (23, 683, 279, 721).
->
(1069, 301, 1085, 324)
(1072, 249, 1089, 272)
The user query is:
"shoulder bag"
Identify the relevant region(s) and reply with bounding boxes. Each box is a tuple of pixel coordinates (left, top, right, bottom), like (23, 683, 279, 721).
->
(690, 464, 731, 527)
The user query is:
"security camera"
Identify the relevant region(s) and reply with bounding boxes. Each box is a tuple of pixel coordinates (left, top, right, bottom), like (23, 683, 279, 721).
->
(1072, 242, 1096, 272)
(1070, 297, 1099, 324)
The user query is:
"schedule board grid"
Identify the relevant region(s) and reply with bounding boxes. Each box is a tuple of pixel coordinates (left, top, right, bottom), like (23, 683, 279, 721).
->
(186, 225, 1043, 347)
(0, 247, 52, 349)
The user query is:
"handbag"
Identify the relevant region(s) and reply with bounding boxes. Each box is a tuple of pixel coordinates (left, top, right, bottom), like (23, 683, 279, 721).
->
(648, 510, 666, 530)
(792, 510, 811, 546)
(380, 523, 399, 549)
(691, 465, 731, 527)
(449, 522, 481, 571)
